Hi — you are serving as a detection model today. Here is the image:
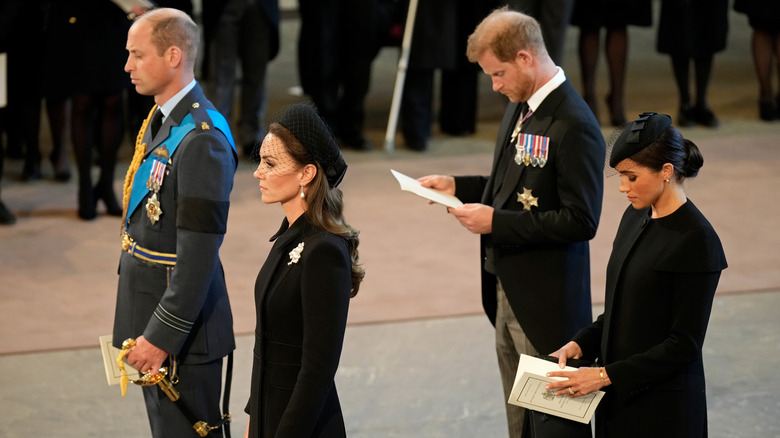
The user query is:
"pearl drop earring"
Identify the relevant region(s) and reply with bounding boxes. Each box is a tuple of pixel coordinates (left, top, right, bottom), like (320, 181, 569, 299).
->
(300, 185, 305, 199)
(664, 179, 670, 183)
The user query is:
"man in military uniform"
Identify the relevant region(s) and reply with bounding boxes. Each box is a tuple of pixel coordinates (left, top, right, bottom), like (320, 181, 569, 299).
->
(113, 8, 237, 437)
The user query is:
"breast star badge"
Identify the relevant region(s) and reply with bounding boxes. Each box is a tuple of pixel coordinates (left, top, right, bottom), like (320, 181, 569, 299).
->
(146, 193, 163, 225)
(517, 187, 538, 211)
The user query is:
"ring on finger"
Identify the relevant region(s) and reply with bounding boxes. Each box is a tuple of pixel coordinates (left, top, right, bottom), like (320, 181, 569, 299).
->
(568, 387, 575, 395)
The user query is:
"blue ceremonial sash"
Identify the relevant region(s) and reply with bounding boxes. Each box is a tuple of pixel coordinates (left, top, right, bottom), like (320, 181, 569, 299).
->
(126, 109, 235, 227)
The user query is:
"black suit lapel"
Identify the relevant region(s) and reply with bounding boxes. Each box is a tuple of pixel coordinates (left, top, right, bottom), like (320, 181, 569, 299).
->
(487, 102, 523, 203)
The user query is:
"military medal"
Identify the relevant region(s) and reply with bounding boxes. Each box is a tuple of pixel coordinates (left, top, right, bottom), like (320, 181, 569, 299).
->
(517, 187, 538, 211)
(146, 145, 170, 224)
(515, 133, 550, 168)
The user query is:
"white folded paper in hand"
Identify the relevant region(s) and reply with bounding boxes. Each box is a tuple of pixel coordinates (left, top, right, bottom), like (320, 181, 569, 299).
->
(390, 169, 463, 208)
(508, 354, 604, 424)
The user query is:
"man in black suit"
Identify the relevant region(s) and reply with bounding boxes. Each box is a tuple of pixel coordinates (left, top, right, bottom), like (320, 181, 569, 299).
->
(420, 8, 605, 437)
(114, 8, 237, 437)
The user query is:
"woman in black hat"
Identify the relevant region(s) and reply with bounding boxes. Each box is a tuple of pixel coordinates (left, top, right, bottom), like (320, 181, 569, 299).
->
(244, 103, 364, 437)
(545, 113, 727, 437)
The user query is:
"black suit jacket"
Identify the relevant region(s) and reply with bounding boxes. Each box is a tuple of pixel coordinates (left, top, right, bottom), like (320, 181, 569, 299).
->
(573, 201, 727, 437)
(113, 83, 237, 364)
(247, 216, 351, 437)
(455, 78, 605, 355)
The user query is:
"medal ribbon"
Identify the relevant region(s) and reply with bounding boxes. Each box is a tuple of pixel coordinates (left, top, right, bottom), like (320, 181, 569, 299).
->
(125, 109, 235, 228)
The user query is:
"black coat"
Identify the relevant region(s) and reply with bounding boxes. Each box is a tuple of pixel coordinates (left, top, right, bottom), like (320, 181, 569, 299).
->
(246, 216, 351, 437)
(454, 78, 605, 355)
(573, 201, 727, 438)
(657, 0, 729, 56)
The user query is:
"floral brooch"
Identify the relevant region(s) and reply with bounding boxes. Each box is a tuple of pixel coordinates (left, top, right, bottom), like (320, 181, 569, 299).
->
(288, 242, 305, 265)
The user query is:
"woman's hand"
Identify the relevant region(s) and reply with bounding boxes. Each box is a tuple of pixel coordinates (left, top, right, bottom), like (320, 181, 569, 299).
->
(545, 366, 610, 398)
(545, 341, 609, 398)
(548, 341, 583, 368)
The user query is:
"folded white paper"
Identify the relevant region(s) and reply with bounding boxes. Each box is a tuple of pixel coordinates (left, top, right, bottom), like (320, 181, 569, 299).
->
(390, 169, 463, 208)
(508, 354, 604, 424)
(99, 335, 140, 386)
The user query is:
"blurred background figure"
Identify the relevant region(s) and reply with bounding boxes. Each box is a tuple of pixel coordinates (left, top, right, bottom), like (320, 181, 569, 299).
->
(50, 1, 132, 220)
(570, 0, 652, 126)
(4, 0, 71, 183)
(503, 0, 574, 65)
(734, 0, 780, 121)
(400, 0, 496, 151)
(297, 0, 380, 151)
(657, 0, 729, 128)
(206, 0, 280, 159)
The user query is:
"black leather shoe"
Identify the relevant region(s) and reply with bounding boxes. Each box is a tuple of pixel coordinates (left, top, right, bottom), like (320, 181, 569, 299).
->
(759, 100, 776, 121)
(694, 105, 719, 128)
(95, 184, 123, 217)
(0, 201, 16, 225)
(341, 136, 374, 151)
(676, 104, 695, 127)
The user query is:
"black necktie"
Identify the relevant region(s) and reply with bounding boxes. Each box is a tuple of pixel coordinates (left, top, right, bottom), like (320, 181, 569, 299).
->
(150, 109, 163, 138)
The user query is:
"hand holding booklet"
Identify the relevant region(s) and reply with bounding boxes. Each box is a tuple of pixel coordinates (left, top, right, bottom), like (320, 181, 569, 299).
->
(390, 169, 463, 208)
(508, 354, 604, 424)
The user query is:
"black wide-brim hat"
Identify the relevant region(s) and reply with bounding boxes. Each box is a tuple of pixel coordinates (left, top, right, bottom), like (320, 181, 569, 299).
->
(609, 112, 672, 168)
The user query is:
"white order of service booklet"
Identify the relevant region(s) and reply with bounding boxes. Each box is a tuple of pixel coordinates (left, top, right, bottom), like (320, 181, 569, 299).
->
(509, 354, 604, 424)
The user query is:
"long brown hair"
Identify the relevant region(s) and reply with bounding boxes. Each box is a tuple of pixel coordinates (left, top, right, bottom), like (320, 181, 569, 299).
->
(269, 122, 365, 297)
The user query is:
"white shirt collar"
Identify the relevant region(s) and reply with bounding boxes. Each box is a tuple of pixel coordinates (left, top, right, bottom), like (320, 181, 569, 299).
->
(158, 79, 197, 121)
(526, 67, 566, 113)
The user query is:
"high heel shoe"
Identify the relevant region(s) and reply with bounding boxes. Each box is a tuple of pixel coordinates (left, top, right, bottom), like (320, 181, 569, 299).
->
(693, 105, 719, 128)
(759, 100, 775, 121)
(94, 183, 123, 217)
(77, 186, 97, 221)
(676, 104, 695, 127)
(605, 93, 626, 127)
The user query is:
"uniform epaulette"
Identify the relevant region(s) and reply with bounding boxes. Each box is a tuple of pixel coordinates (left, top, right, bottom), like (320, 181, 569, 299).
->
(188, 102, 214, 132)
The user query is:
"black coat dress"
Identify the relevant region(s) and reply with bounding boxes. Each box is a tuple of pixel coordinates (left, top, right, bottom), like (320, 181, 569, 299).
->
(657, 0, 729, 56)
(246, 216, 351, 437)
(573, 201, 727, 438)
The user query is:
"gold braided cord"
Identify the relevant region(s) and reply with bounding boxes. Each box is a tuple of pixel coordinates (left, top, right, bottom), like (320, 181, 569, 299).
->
(121, 104, 158, 233)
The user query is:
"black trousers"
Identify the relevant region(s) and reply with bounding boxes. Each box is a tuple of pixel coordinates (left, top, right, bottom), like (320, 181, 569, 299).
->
(142, 358, 225, 438)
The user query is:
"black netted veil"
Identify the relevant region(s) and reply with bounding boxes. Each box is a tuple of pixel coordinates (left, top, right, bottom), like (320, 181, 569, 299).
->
(268, 102, 348, 187)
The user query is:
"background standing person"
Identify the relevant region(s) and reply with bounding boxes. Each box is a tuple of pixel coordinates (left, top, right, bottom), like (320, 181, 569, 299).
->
(113, 9, 237, 437)
(399, 0, 496, 151)
(503, 0, 574, 65)
(547, 112, 728, 438)
(570, 0, 652, 126)
(297, 0, 379, 151)
(54, 0, 132, 219)
(208, 0, 279, 159)
(657, 0, 729, 128)
(418, 8, 604, 436)
(245, 102, 363, 437)
(734, 0, 780, 121)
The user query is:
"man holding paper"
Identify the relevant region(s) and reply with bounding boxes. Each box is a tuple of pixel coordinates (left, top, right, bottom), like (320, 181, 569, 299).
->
(419, 7, 604, 436)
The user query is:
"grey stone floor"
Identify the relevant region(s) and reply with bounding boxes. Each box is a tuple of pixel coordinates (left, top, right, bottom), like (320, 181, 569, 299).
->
(2, 291, 779, 438)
